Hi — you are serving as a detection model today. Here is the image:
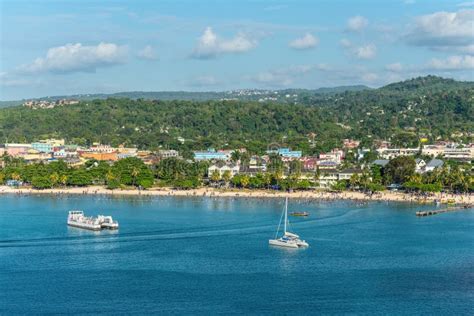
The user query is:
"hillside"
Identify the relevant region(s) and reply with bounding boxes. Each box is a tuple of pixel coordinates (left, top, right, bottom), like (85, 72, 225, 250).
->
(0, 76, 472, 154)
(0, 85, 370, 108)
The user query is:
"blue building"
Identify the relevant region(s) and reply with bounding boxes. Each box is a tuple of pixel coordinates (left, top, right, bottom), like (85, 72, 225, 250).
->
(266, 147, 302, 158)
(32, 142, 54, 153)
(194, 149, 228, 161)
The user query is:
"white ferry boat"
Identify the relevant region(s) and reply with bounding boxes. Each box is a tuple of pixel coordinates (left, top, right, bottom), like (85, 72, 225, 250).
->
(67, 210, 102, 231)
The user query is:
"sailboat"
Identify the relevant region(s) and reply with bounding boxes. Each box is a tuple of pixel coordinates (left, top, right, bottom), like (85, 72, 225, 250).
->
(269, 197, 309, 248)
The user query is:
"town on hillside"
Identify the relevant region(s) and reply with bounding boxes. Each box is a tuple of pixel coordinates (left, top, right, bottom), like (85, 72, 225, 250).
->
(1, 137, 472, 191)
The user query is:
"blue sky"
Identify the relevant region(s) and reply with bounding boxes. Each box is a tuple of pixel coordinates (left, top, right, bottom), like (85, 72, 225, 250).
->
(0, 0, 473, 100)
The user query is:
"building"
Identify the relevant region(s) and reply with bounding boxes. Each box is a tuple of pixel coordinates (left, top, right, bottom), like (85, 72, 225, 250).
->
(79, 151, 118, 161)
(194, 149, 229, 161)
(372, 159, 389, 167)
(343, 139, 360, 149)
(376, 148, 419, 159)
(415, 159, 426, 173)
(299, 157, 318, 171)
(208, 162, 240, 177)
(158, 150, 179, 159)
(338, 169, 364, 181)
(318, 169, 339, 188)
(425, 159, 444, 172)
(31, 142, 54, 153)
(266, 148, 302, 158)
(4, 144, 32, 157)
(319, 149, 344, 164)
(422, 144, 445, 157)
(443, 148, 472, 161)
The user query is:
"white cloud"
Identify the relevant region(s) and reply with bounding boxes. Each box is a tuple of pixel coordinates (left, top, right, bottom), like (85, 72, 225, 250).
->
(427, 55, 474, 70)
(347, 16, 368, 32)
(191, 27, 258, 59)
(340, 39, 377, 60)
(406, 9, 474, 53)
(18, 42, 127, 74)
(354, 44, 377, 59)
(249, 64, 327, 87)
(137, 45, 158, 60)
(289, 33, 319, 50)
(386, 62, 403, 72)
(457, 2, 474, 7)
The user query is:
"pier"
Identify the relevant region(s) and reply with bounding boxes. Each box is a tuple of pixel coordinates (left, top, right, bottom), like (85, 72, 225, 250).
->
(416, 205, 472, 217)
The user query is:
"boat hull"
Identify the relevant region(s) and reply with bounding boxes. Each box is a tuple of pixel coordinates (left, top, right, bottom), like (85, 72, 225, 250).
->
(67, 221, 102, 231)
(268, 239, 299, 248)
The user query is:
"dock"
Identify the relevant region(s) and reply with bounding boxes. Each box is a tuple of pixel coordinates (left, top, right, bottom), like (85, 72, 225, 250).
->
(416, 205, 472, 217)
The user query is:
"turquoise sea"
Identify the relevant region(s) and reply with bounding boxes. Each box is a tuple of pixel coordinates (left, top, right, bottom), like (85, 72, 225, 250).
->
(0, 194, 473, 314)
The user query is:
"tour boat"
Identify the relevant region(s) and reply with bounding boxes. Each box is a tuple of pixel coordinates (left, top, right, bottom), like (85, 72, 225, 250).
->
(67, 210, 102, 231)
(67, 211, 119, 230)
(269, 197, 309, 248)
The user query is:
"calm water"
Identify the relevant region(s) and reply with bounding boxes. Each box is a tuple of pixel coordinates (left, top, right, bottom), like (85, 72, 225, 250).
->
(0, 194, 473, 315)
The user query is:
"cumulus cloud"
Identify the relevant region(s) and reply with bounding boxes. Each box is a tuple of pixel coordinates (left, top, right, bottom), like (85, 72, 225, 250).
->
(340, 39, 377, 60)
(427, 55, 474, 70)
(191, 27, 258, 59)
(386, 62, 403, 72)
(289, 33, 319, 50)
(354, 44, 377, 59)
(347, 16, 368, 32)
(18, 42, 127, 74)
(137, 45, 158, 60)
(406, 9, 474, 53)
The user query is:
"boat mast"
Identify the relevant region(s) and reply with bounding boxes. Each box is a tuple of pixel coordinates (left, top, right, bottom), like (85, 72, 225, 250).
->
(284, 197, 288, 234)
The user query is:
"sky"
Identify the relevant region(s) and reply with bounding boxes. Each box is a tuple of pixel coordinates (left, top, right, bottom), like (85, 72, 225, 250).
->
(0, 0, 473, 100)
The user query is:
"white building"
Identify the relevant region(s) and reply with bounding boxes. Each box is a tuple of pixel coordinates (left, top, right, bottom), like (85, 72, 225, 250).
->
(208, 163, 240, 177)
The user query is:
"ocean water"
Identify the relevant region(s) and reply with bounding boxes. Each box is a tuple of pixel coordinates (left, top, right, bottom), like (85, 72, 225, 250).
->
(0, 194, 473, 315)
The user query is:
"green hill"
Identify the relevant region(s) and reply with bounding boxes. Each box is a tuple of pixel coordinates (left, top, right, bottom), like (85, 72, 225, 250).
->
(0, 76, 471, 154)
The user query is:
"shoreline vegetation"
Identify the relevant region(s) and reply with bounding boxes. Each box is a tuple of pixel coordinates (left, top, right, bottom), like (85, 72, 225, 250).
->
(1, 185, 472, 205)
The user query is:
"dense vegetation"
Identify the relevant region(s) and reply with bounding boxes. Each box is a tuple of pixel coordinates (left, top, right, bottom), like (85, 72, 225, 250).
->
(1, 155, 472, 193)
(0, 76, 472, 156)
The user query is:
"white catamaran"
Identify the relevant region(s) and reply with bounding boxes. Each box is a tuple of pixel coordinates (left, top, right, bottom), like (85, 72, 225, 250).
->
(269, 197, 309, 248)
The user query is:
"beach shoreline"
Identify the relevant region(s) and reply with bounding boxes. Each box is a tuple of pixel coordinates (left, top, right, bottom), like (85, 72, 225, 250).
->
(0, 185, 472, 205)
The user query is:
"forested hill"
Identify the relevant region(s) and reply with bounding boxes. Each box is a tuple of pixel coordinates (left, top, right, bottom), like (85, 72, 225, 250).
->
(0, 85, 370, 108)
(0, 76, 472, 155)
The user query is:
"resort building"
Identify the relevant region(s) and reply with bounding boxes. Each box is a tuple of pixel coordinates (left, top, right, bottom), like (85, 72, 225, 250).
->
(208, 162, 240, 177)
(194, 149, 230, 161)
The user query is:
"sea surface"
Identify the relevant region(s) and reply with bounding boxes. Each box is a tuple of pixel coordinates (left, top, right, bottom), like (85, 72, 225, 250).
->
(0, 194, 473, 315)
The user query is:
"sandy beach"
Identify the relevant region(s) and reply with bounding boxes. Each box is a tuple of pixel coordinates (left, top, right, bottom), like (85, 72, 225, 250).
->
(0, 185, 472, 205)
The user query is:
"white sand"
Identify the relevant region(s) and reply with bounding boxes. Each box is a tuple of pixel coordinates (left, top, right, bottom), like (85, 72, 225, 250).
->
(0, 185, 472, 205)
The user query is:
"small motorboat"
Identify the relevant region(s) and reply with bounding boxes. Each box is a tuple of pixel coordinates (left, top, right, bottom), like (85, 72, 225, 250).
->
(290, 211, 309, 217)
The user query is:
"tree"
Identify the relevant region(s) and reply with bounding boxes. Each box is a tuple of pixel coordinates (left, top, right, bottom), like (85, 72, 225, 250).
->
(31, 176, 52, 189)
(210, 170, 221, 182)
(384, 156, 416, 184)
(222, 170, 232, 184)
